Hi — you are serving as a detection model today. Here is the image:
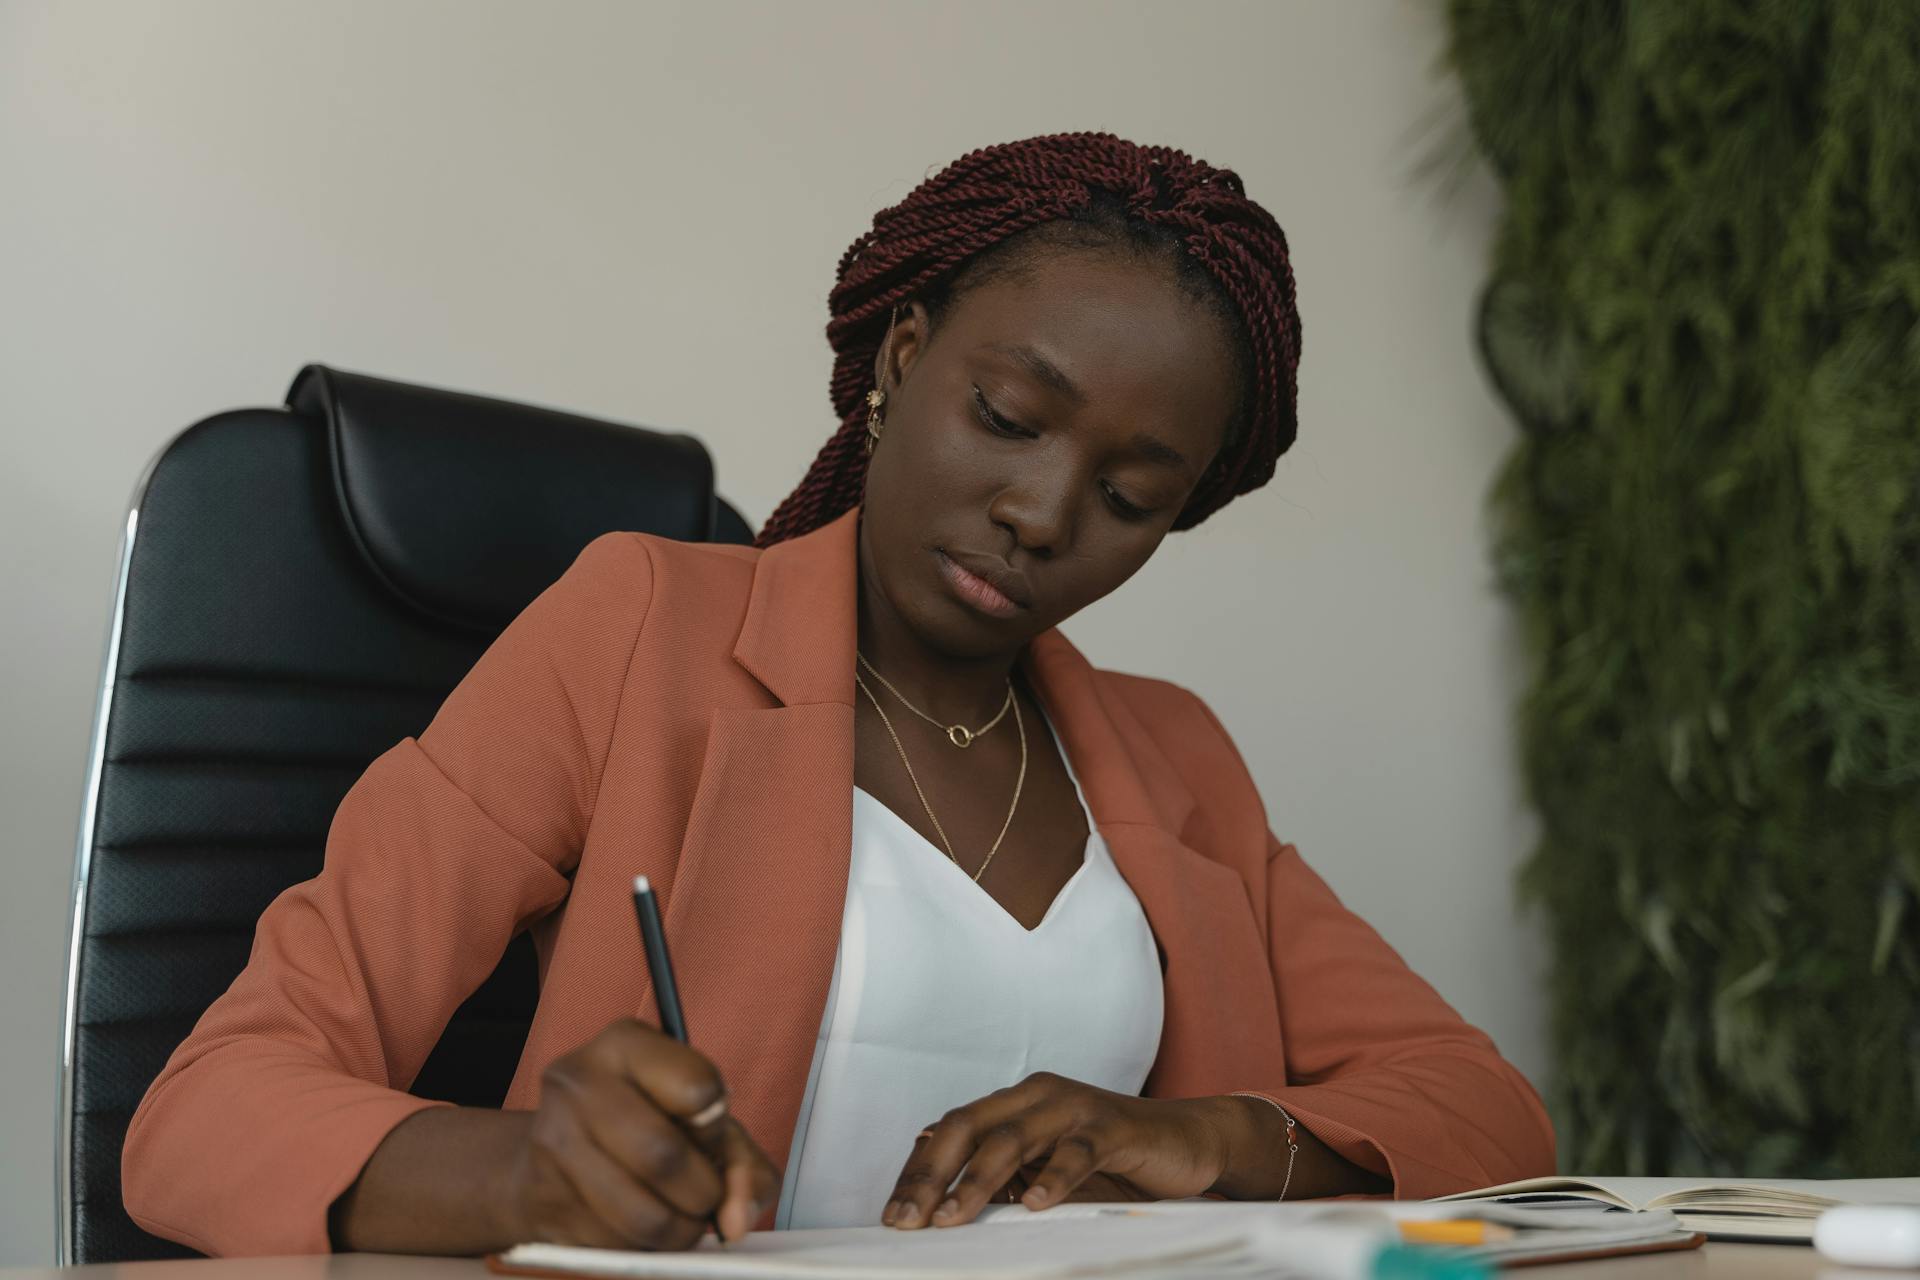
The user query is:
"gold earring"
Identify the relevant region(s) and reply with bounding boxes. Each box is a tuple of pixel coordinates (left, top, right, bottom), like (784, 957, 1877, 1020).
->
(864, 306, 901, 457)
(864, 388, 884, 455)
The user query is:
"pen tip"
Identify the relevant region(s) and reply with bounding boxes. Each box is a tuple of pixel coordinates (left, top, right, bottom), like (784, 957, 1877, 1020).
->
(634, 875, 651, 894)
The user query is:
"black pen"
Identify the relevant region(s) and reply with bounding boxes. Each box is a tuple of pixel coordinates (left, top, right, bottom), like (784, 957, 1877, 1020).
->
(633, 875, 689, 1040)
(632, 875, 727, 1244)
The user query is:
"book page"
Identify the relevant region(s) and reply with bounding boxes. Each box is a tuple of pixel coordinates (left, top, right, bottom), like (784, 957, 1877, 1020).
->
(1439, 1175, 1920, 1214)
(1431, 1176, 1640, 1209)
(1648, 1178, 1920, 1212)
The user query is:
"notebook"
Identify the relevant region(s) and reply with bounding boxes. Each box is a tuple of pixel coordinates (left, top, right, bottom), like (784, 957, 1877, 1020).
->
(1434, 1176, 1920, 1242)
(485, 1199, 1702, 1279)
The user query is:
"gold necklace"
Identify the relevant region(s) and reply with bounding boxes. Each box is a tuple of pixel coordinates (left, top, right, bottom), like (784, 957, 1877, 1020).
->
(855, 651, 1012, 747)
(854, 671, 1026, 883)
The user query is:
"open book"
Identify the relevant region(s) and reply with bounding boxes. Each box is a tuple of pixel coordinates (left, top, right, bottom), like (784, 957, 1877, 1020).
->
(1435, 1176, 1920, 1242)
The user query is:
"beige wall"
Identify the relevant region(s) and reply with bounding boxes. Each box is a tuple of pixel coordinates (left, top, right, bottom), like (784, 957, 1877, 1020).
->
(0, 0, 1543, 1264)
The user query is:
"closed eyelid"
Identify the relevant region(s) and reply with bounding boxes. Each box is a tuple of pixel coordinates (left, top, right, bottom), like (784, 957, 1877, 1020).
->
(972, 384, 1032, 432)
(1104, 479, 1160, 515)
(974, 386, 1171, 505)
(976, 376, 1192, 485)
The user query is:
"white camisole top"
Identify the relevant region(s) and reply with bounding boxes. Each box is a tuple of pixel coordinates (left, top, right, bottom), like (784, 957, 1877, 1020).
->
(775, 708, 1166, 1230)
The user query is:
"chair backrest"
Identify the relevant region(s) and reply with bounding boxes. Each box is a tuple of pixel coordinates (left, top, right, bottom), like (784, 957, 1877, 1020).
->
(58, 364, 756, 1263)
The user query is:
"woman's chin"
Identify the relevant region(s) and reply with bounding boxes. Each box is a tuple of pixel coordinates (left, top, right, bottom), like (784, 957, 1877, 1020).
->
(895, 594, 1033, 661)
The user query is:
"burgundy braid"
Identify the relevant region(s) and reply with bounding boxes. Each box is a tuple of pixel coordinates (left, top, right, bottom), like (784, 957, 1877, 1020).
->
(755, 132, 1302, 547)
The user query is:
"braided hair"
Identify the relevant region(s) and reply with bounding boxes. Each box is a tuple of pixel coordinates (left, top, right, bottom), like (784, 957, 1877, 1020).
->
(755, 132, 1302, 548)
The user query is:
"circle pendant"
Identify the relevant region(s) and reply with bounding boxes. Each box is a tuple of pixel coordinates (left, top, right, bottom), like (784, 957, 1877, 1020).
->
(947, 725, 974, 748)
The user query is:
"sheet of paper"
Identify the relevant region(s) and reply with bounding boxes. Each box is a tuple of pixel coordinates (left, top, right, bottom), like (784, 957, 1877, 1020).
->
(500, 1211, 1263, 1280)
(494, 1198, 1701, 1279)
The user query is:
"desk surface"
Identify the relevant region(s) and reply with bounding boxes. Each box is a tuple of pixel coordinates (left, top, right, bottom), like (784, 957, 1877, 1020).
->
(4, 1243, 1912, 1279)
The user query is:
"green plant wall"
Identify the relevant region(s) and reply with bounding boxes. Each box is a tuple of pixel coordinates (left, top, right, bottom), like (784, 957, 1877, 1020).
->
(1445, 2, 1920, 1174)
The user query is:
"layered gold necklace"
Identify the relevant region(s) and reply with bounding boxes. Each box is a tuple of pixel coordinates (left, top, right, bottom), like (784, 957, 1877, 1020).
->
(855, 652, 1012, 746)
(853, 651, 1026, 883)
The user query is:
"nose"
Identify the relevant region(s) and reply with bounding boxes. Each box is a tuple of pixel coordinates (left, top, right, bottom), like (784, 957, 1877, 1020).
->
(987, 468, 1076, 559)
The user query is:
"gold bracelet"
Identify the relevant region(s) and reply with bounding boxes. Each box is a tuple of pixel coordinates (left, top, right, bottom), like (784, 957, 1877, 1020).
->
(1229, 1091, 1300, 1201)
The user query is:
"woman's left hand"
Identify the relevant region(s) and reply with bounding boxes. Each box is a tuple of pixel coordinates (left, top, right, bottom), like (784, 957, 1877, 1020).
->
(880, 1072, 1237, 1229)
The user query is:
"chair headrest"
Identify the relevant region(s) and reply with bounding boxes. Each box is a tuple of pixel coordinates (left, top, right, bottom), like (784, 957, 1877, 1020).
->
(288, 364, 716, 630)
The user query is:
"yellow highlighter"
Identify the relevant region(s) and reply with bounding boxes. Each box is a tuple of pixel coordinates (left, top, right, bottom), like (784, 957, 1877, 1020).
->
(1397, 1219, 1517, 1246)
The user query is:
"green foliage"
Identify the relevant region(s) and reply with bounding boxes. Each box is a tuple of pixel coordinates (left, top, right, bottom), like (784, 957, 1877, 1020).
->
(1445, 1, 1920, 1175)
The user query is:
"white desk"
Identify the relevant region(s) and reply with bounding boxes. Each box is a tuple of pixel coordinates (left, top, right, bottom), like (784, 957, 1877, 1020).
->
(4, 1243, 1910, 1279)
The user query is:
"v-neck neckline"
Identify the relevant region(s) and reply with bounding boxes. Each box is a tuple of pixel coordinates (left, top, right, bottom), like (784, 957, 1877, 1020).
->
(852, 787, 1095, 935)
(853, 697, 1096, 935)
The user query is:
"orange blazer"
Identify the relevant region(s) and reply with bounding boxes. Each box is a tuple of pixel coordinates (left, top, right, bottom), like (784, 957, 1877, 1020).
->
(123, 505, 1554, 1257)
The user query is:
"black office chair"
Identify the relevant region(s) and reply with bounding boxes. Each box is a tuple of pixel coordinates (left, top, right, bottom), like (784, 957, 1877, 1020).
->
(56, 364, 757, 1264)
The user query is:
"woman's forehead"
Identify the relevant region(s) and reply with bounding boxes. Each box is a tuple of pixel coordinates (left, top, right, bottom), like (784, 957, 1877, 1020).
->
(944, 253, 1238, 441)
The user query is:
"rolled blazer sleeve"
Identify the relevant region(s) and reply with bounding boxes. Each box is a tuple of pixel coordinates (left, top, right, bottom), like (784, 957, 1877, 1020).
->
(1170, 694, 1554, 1198)
(1240, 835, 1557, 1197)
(121, 532, 656, 1257)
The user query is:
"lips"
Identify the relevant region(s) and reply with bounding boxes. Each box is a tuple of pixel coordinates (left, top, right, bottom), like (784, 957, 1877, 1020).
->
(936, 549, 1033, 619)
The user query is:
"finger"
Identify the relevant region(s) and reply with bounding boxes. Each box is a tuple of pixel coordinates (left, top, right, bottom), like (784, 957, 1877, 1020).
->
(714, 1117, 782, 1242)
(596, 1019, 733, 1134)
(518, 1142, 630, 1249)
(884, 1112, 981, 1229)
(881, 1077, 1077, 1229)
(931, 1117, 1049, 1227)
(538, 1197, 629, 1250)
(546, 1109, 707, 1250)
(883, 1091, 1038, 1230)
(588, 1018, 740, 1225)
(1020, 1128, 1106, 1211)
(566, 1068, 726, 1220)
(875, 1128, 932, 1226)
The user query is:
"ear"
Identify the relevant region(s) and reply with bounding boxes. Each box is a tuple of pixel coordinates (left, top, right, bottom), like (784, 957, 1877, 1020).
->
(872, 300, 933, 395)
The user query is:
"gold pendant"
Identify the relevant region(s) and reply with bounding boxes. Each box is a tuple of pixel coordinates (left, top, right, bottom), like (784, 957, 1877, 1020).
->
(947, 725, 974, 748)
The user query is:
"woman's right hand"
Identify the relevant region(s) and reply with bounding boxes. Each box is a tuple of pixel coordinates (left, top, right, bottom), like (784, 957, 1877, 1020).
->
(499, 1018, 781, 1249)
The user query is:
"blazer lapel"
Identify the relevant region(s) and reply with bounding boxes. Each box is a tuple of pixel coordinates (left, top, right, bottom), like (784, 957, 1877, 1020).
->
(648, 509, 860, 1179)
(1023, 632, 1287, 1099)
(652, 511, 1286, 1190)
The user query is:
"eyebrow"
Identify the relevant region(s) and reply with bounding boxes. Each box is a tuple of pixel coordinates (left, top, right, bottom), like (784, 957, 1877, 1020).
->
(987, 341, 1194, 475)
(1127, 431, 1192, 474)
(989, 342, 1085, 405)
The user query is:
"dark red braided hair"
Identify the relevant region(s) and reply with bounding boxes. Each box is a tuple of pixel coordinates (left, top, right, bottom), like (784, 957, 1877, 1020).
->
(755, 132, 1302, 547)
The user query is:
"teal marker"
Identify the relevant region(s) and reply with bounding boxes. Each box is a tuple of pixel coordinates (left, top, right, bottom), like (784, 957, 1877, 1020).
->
(1244, 1219, 1494, 1280)
(1367, 1243, 1493, 1280)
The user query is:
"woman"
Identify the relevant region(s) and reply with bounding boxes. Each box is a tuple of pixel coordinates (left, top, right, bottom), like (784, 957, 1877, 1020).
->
(122, 133, 1554, 1258)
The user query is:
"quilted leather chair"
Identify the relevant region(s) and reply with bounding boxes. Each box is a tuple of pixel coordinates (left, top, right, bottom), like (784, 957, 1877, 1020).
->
(57, 365, 755, 1262)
